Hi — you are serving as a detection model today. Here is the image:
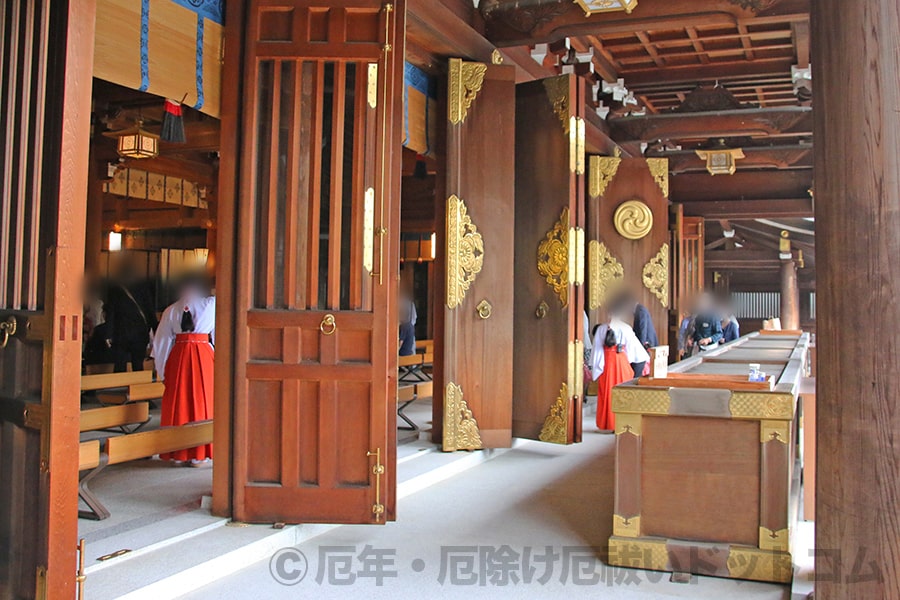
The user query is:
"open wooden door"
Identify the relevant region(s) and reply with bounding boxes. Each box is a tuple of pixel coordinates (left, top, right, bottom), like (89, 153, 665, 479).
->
(224, 0, 405, 524)
(437, 58, 516, 451)
(0, 1, 93, 597)
(512, 75, 585, 444)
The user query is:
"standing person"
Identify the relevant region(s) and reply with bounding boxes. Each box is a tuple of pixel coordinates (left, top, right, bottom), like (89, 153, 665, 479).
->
(677, 312, 695, 360)
(398, 290, 417, 357)
(722, 314, 740, 343)
(152, 275, 215, 466)
(690, 293, 724, 352)
(631, 296, 659, 350)
(590, 302, 650, 431)
(106, 260, 158, 372)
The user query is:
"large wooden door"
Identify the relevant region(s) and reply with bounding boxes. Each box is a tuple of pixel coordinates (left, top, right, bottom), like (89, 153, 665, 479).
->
(512, 75, 585, 444)
(437, 59, 516, 451)
(225, 0, 405, 524)
(0, 1, 93, 597)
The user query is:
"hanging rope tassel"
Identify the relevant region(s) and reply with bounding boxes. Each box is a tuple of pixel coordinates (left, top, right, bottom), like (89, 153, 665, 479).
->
(181, 305, 195, 333)
(161, 98, 186, 143)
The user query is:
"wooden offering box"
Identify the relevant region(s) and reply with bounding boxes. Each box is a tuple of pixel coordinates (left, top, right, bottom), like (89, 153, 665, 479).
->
(608, 331, 809, 584)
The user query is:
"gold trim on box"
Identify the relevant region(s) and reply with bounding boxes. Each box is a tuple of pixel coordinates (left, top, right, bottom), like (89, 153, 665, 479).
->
(730, 393, 795, 421)
(543, 75, 570, 133)
(646, 158, 669, 198)
(443, 382, 483, 452)
(614, 199, 654, 240)
(759, 527, 790, 552)
(726, 546, 793, 583)
(538, 383, 569, 444)
(448, 58, 487, 125)
(537, 208, 570, 307)
(613, 514, 641, 538)
(608, 537, 668, 572)
(611, 387, 671, 415)
(760, 420, 790, 444)
(588, 240, 624, 310)
(642, 243, 669, 308)
(615, 413, 642, 436)
(589, 155, 622, 198)
(446, 195, 484, 309)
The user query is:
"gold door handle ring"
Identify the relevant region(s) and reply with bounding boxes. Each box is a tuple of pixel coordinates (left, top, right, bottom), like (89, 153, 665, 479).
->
(319, 314, 337, 336)
(535, 301, 549, 320)
(476, 300, 492, 320)
(0, 316, 17, 349)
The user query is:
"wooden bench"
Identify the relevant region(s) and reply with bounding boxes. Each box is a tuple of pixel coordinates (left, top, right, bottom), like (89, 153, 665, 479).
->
(415, 339, 434, 355)
(396, 381, 434, 432)
(78, 420, 214, 520)
(398, 353, 429, 383)
(96, 381, 166, 406)
(80, 402, 151, 433)
(81, 370, 152, 392)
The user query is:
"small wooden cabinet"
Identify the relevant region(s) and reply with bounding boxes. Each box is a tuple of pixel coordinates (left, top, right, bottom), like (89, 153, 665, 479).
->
(608, 331, 809, 583)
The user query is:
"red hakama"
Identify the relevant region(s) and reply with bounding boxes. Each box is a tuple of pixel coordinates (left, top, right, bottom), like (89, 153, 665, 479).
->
(160, 333, 214, 462)
(596, 346, 633, 431)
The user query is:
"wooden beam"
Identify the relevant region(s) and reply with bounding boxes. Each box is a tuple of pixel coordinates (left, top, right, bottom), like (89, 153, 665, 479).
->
(660, 144, 813, 174)
(119, 156, 217, 187)
(623, 57, 796, 88)
(671, 170, 812, 202)
(681, 198, 813, 219)
(705, 250, 781, 270)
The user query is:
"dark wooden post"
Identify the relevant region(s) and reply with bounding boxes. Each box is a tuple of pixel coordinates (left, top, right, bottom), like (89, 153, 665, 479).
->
(779, 259, 799, 330)
(813, 1, 900, 597)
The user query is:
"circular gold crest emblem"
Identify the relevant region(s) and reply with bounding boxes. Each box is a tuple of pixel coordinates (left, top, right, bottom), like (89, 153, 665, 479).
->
(614, 200, 653, 240)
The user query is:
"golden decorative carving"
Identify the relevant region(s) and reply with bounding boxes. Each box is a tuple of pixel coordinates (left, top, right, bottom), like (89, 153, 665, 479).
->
(759, 527, 790, 552)
(642, 243, 669, 308)
(614, 200, 654, 240)
(446, 195, 484, 309)
(760, 420, 790, 444)
(730, 393, 795, 421)
(589, 155, 622, 198)
(613, 515, 641, 538)
(538, 383, 569, 444)
(608, 537, 668, 572)
(614, 413, 642, 436)
(588, 240, 624, 310)
(542, 76, 570, 133)
(646, 158, 669, 197)
(726, 547, 793, 583)
(491, 49, 503, 65)
(443, 383, 483, 452)
(611, 387, 671, 415)
(537, 208, 570, 307)
(448, 58, 487, 125)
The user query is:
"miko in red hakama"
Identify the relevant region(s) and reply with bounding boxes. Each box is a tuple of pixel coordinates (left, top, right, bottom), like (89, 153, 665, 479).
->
(595, 346, 633, 431)
(159, 333, 214, 461)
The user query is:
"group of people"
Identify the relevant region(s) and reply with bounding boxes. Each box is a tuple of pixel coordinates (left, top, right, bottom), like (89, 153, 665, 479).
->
(585, 294, 659, 432)
(677, 292, 740, 360)
(82, 262, 216, 466)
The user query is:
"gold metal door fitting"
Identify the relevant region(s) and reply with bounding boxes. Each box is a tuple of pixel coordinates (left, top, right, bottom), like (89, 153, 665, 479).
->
(535, 301, 549, 319)
(476, 299, 492, 320)
(76, 539, 86, 600)
(0, 316, 16, 348)
(319, 314, 337, 336)
(367, 448, 385, 521)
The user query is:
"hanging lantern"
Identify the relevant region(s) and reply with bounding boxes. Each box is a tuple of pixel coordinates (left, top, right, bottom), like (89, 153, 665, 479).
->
(695, 139, 744, 176)
(115, 121, 159, 159)
(573, 0, 638, 16)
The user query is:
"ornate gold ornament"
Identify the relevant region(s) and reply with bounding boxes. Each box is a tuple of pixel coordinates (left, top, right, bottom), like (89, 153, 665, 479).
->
(443, 382, 484, 451)
(614, 199, 654, 240)
(448, 58, 487, 125)
(608, 538, 668, 572)
(491, 49, 503, 64)
(538, 383, 570, 444)
(446, 195, 484, 309)
(574, 0, 638, 16)
(613, 514, 641, 538)
(760, 419, 790, 444)
(642, 243, 669, 308)
(537, 208, 571, 307)
(759, 526, 790, 552)
(729, 392, 795, 420)
(542, 75, 570, 133)
(646, 158, 669, 197)
(589, 155, 622, 198)
(726, 547, 793, 583)
(588, 240, 624, 310)
(611, 387, 671, 415)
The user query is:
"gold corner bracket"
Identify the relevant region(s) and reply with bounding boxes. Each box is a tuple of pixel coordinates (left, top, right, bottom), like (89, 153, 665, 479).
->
(537, 208, 571, 307)
(588, 240, 624, 310)
(543, 75, 571, 133)
(443, 383, 483, 451)
(448, 58, 487, 125)
(446, 195, 484, 309)
(589, 154, 622, 198)
(539, 382, 570, 444)
(642, 243, 669, 308)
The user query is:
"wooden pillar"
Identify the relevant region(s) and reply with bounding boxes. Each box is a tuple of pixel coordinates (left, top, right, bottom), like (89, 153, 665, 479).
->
(84, 155, 104, 275)
(779, 259, 799, 330)
(813, 1, 900, 597)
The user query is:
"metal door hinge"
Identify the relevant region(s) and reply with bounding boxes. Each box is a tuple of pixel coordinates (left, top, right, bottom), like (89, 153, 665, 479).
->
(367, 448, 385, 521)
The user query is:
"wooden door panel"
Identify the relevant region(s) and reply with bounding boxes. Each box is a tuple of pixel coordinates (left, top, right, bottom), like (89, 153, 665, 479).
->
(512, 75, 584, 444)
(229, 0, 403, 524)
(440, 60, 516, 451)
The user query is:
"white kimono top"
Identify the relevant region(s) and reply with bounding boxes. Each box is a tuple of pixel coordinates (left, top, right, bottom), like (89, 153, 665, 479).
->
(152, 294, 216, 381)
(590, 318, 650, 381)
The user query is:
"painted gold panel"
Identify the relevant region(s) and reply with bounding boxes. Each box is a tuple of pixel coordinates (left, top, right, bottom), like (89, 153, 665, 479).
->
(608, 537, 668, 572)
(726, 547, 793, 583)
(611, 387, 671, 415)
(730, 393, 795, 421)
